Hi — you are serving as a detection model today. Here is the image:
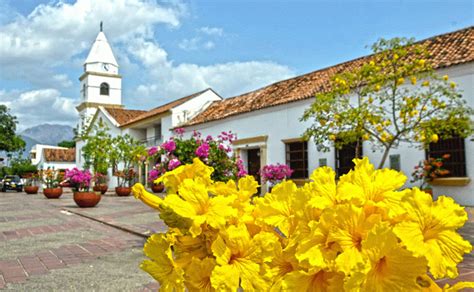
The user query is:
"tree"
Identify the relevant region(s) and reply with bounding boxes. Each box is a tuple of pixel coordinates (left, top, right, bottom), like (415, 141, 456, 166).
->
(57, 140, 76, 148)
(109, 134, 146, 186)
(301, 37, 473, 169)
(79, 120, 113, 174)
(0, 105, 25, 153)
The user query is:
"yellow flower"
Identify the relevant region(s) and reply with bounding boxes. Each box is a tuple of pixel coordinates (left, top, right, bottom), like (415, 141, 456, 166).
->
(184, 257, 216, 292)
(163, 178, 237, 237)
(418, 59, 426, 66)
(362, 133, 370, 141)
(329, 134, 336, 141)
(411, 76, 417, 85)
(450, 81, 457, 88)
(361, 223, 427, 291)
(431, 134, 439, 143)
(132, 183, 164, 211)
(281, 268, 344, 291)
(337, 157, 407, 209)
(156, 158, 214, 194)
(374, 84, 381, 91)
(393, 190, 472, 278)
(422, 80, 430, 87)
(254, 180, 301, 237)
(141, 234, 185, 292)
(210, 225, 278, 291)
(397, 77, 405, 85)
(443, 75, 449, 81)
(368, 96, 374, 103)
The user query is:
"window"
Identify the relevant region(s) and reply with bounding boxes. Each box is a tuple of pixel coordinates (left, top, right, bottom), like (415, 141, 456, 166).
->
(82, 84, 86, 99)
(100, 83, 109, 95)
(285, 141, 308, 179)
(426, 135, 466, 177)
(335, 141, 362, 177)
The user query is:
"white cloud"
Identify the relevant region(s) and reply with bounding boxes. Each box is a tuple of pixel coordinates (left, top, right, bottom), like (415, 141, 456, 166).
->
(0, 0, 185, 86)
(178, 37, 201, 51)
(0, 0, 295, 128)
(199, 26, 224, 36)
(1, 89, 78, 131)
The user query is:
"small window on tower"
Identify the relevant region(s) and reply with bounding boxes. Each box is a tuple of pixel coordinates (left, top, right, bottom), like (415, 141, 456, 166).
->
(100, 83, 109, 96)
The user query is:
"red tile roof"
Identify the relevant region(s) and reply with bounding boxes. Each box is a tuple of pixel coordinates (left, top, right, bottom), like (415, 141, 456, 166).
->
(120, 88, 216, 127)
(44, 148, 76, 162)
(184, 26, 474, 127)
(103, 108, 147, 126)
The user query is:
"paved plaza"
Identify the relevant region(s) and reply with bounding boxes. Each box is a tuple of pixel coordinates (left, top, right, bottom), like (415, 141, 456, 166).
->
(0, 190, 473, 291)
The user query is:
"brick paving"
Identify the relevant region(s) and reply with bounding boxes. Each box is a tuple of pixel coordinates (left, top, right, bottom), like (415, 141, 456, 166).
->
(0, 190, 160, 290)
(0, 190, 473, 290)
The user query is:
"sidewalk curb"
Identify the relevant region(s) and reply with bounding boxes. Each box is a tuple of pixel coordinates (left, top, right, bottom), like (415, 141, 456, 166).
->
(61, 208, 149, 239)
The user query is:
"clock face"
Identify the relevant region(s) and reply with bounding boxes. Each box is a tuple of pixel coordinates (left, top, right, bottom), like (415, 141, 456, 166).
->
(103, 63, 109, 71)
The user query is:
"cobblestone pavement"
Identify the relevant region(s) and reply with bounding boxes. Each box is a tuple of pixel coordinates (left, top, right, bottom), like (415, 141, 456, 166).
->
(0, 190, 473, 291)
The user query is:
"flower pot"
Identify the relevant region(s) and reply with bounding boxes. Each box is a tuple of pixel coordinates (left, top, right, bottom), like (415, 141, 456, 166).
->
(93, 185, 108, 194)
(115, 187, 131, 196)
(73, 192, 101, 208)
(24, 186, 39, 194)
(151, 183, 164, 193)
(423, 188, 433, 196)
(43, 188, 63, 199)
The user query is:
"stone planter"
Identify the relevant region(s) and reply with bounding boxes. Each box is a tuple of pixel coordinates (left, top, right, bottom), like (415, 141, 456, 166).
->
(423, 188, 433, 196)
(151, 183, 164, 193)
(115, 187, 131, 196)
(24, 186, 39, 194)
(93, 185, 108, 194)
(73, 192, 101, 208)
(43, 188, 63, 199)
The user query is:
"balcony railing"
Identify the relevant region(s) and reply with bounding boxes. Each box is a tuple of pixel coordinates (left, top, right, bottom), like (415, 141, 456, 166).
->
(141, 136, 162, 147)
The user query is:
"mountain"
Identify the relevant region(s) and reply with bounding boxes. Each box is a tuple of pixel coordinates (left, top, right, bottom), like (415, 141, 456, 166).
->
(21, 124, 75, 146)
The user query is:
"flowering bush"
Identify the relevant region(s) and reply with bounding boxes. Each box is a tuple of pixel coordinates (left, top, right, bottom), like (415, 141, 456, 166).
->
(411, 154, 450, 189)
(40, 168, 60, 189)
(114, 168, 137, 187)
(93, 172, 107, 186)
(260, 163, 293, 184)
(65, 168, 92, 192)
(147, 129, 246, 182)
(132, 157, 472, 291)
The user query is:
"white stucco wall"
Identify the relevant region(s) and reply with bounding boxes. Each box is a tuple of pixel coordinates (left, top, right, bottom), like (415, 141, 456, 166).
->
(80, 74, 122, 106)
(172, 89, 222, 127)
(183, 63, 474, 206)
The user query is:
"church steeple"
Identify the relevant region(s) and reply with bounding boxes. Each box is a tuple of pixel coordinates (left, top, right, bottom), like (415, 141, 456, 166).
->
(76, 24, 123, 132)
(84, 23, 119, 74)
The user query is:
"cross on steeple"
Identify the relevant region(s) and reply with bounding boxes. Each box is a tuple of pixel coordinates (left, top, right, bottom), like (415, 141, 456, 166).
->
(100, 21, 103, 32)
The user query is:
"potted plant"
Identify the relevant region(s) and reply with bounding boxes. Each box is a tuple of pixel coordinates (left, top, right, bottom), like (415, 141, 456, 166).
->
(411, 154, 450, 196)
(40, 168, 63, 198)
(260, 163, 294, 192)
(148, 166, 165, 193)
(24, 172, 40, 194)
(110, 134, 144, 196)
(65, 168, 100, 208)
(92, 172, 108, 194)
(114, 168, 137, 196)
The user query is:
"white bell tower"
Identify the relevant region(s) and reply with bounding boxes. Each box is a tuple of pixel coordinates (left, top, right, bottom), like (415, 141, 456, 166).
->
(76, 22, 123, 132)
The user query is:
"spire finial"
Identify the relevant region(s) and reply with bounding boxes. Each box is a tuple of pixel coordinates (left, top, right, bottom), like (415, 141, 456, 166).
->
(100, 21, 103, 32)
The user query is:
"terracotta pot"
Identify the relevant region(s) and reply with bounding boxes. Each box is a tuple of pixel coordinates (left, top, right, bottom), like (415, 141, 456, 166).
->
(93, 185, 108, 194)
(423, 188, 433, 196)
(73, 192, 101, 208)
(115, 187, 131, 196)
(43, 188, 63, 199)
(151, 183, 164, 193)
(24, 186, 39, 194)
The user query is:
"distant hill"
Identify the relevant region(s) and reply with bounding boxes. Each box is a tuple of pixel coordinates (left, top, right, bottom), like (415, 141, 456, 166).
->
(21, 124, 74, 146)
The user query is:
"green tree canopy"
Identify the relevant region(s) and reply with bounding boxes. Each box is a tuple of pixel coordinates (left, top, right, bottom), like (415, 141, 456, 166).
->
(0, 105, 25, 153)
(302, 37, 473, 169)
(57, 140, 76, 148)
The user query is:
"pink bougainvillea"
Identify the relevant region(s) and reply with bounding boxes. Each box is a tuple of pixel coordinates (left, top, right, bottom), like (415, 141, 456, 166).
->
(260, 163, 293, 184)
(162, 140, 176, 153)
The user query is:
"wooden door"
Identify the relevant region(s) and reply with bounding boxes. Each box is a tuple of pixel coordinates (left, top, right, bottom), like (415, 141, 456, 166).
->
(247, 148, 261, 183)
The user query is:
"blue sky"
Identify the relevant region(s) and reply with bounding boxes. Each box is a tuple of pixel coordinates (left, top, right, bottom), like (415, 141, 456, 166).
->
(0, 0, 472, 130)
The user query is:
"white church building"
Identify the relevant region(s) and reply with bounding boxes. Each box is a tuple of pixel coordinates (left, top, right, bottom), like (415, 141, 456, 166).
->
(76, 26, 473, 205)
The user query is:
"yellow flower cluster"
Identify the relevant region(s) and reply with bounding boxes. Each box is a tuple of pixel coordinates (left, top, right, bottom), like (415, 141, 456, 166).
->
(132, 157, 473, 291)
